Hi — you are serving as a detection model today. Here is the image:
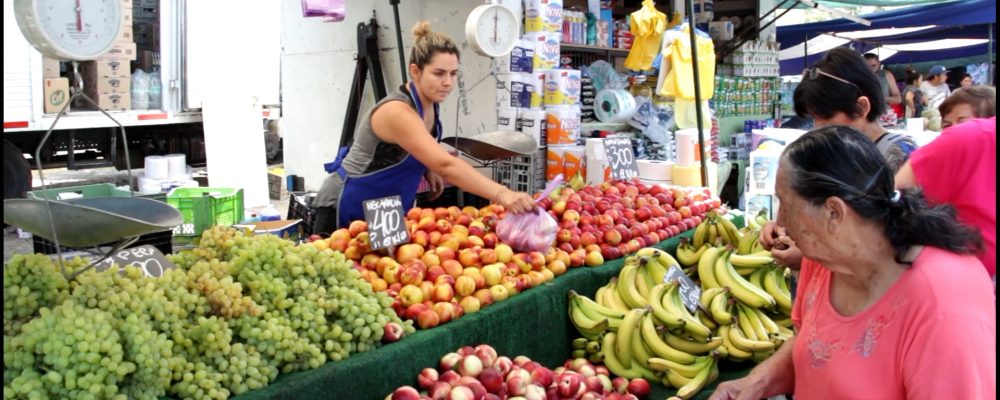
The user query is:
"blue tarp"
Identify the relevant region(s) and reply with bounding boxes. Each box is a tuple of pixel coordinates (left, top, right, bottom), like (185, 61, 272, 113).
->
(777, 0, 996, 74)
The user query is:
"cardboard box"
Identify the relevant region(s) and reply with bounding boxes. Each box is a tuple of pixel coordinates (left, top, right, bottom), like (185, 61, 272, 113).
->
(104, 42, 137, 61)
(135, 50, 157, 71)
(95, 92, 131, 111)
(43, 78, 70, 113)
(233, 220, 303, 242)
(81, 58, 131, 78)
(116, 25, 133, 42)
(84, 77, 131, 95)
(43, 57, 61, 78)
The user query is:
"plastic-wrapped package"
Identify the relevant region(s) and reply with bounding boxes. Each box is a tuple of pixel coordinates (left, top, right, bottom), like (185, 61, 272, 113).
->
(496, 175, 563, 253)
(301, 0, 345, 22)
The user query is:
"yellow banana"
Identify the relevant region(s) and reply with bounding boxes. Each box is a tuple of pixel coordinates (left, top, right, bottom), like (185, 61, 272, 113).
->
(715, 253, 776, 309)
(752, 349, 776, 364)
(640, 312, 698, 364)
(749, 268, 767, 290)
(601, 279, 632, 313)
(616, 308, 646, 369)
(570, 291, 624, 330)
(696, 247, 725, 289)
(737, 228, 759, 255)
(699, 287, 727, 310)
(763, 267, 793, 315)
(646, 355, 713, 379)
(649, 283, 687, 329)
(737, 303, 771, 341)
(674, 356, 716, 400)
(707, 222, 718, 246)
(676, 243, 709, 267)
(709, 290, 733, 325)
(697, 309, 718, 330)
(630, 327, 655, 369)
(665, 369, 693, 389)
(634, 260, 654, 301)
(663, 283, 712, 340)
(601, 332, 658, 381)
(778, 325, 795, 338)
(639, 248, 680, 278)
(617, 261, 648, 309)
(729, 253, 775, 269)
(664, 332, 723, 355)
(717, 215, 742, 246)
(719, 325, 753, 360)
(750, 239, 766, 254)
(753, 306, 781, 337)
(692, 221, 709, 249)
(773, 316, 793, 328)
(728, 322, 776, 352)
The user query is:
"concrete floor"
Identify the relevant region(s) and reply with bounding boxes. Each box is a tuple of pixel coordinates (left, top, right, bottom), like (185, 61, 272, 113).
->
(4, 165, 290, 263)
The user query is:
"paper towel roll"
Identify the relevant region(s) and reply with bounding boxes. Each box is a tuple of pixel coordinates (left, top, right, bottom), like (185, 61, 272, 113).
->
(498, 107, 518, 131)
(144, 155, 169, 180)
(496, 73, 534, 108)
(517, 108, 546, 148)
(138, 174, 162, 194)
(636, 159, 674, 181)
(528, 32, 560, 70)
(562, 145, 586, 179)
(524, 0, 562, 33)
(545, 105, 581, 145)
(164, 154, 187, 179)
(595, 89, 637, 123)
(543, 69, 582, 106)
(547, 145, 570, 181)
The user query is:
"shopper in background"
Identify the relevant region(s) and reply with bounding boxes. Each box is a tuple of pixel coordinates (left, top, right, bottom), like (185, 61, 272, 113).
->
(710, 126, 994, 400)
(863, 53, 902, 107)
(894, 116, 997, 281)
(901, 68, 926, 119)
(920, 65, 952, 110)
(960, 73, 974, 88)
(937, 85, 997, 129)
(312, 21, 535, 234)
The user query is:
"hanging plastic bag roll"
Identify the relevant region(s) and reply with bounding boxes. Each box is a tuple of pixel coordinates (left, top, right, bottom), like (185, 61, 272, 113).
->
(144, 155, 169, 180)
(594, 89, 637, 123)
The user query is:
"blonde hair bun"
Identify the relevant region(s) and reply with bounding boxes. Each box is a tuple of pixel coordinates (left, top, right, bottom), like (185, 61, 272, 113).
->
(411, 21, 432, 42)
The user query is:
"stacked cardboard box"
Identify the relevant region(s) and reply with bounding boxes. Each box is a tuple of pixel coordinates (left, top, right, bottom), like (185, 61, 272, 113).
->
(73, 1, 135, 111)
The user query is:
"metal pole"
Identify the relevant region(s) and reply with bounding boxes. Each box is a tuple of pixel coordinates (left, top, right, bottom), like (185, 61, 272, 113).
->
(686, 0, 709, 188)
(803, 34, 808, 71)
(391, 0, 407, 84)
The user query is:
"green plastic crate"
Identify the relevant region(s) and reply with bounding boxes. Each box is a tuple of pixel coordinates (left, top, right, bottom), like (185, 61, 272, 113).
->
(167, 187, 244, 237)
(28, 183, 167, 202)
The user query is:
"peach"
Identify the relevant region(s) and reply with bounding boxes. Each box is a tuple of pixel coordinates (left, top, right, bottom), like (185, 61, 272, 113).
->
(391, 386, 421, 400)
(348, 220, 368, 237)
(458, 249, 481, 268)
(426, 265, 447, 283)
(421, 252, 442, 269)
(494, 243, 514, 263)
(399, 284, 424, 307)
(547, 259, 567, 276)
(489, 284, 509, 302)
(473, 288, 494, 307)
(459, 296, 481, 314)
(432, 301, 456, 324)
(417, 368, 439, 389)
(454, 275, 476, 297)
(417, 309, 440, 329)
(585, 251, 604, 267)
(442, 259, 464, 278)
(411, 230, 430, 247)
(431, 283, 455, 303)
(396, 244, 425, 264)
(481, 264, 503, 286)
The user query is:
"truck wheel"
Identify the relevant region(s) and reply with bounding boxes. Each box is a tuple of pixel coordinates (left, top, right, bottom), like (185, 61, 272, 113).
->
(4, 139, 31, 199)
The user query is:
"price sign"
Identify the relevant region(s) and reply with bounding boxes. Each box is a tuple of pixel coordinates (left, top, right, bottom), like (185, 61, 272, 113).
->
(664, 264, 702, 313)
(93, 245, 177, 278)
(603, 137, 639, 181)
(363, 195, 410, 251)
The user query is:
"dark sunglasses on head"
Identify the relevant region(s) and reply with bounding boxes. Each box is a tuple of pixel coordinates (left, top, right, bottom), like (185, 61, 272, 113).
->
(803, 67, 862, 94)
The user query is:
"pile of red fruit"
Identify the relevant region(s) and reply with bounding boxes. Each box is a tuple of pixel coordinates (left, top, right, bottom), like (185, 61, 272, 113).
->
(387, 344, 651, 400)
(306, 180, 720, 330)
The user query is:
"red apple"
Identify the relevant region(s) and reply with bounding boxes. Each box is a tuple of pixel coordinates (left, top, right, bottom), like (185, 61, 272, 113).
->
(447, 385, 474, 400)
(627, 378, 651, 398)
(458, 354, 484, 377)
(383, 322, 404, 343)
(557, 373, 583, 397)
(392, 386, 421, 400)
(440, 370, 461, 385)
(493, 356, 513, 375)
(529, 366, 554, 388)
(417, 368, 439, 389)
(583, 375, 604, 392)
(478, 367, 504, 394)
(612, 376, 629, 393)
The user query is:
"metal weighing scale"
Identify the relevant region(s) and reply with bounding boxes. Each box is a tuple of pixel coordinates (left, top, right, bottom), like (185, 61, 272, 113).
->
(6, 0, 182, 278)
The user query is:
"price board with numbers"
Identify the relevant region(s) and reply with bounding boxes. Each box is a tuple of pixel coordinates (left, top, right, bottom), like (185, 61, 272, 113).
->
(92, 245, 177, 278)
(664, 264, 702, 313)
(603, 137, 639, 181)
(363, 195, 410, 251)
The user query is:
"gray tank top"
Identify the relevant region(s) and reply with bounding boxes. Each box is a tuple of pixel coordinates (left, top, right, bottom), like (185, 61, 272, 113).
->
(313, 85, 421, 208)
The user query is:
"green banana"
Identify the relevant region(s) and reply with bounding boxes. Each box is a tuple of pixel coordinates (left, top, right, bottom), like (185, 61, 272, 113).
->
(715, 253, 776, 309)
(640, 312, 698, 364)
(588, 351, 605, 364)
(675, 356, 716, 400)
(572, 337, 588, 349)
(676, 243, 710, 267)
(646, 355, 713, 379)
(696, 247, 725, 289)
(586, 340, 601, 354)
(569, 299, 610, 340)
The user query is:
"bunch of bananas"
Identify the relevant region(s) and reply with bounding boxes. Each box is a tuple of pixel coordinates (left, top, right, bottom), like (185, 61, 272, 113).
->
(745, 209, 771, 230)
(690, 210, 743, 249)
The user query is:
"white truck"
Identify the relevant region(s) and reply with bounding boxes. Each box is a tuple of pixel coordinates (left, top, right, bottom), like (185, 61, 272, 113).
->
(3, 0, 280, 198)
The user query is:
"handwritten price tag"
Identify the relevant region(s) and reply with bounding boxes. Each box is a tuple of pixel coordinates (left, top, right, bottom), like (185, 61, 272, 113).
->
(664, 264, 702, 313)
(94, 245, 176, 278)
(603, 137, 639, 181)
(363, 195, 410, 251)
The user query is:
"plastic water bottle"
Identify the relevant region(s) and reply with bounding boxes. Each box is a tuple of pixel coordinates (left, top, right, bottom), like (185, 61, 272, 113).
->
(131, 69, 149, 110)
(260, 204, 281, 222)
(147, 70, 162, 110)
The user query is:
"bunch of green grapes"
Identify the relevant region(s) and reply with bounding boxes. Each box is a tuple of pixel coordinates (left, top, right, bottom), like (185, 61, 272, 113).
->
(3, 254, 71, 336)
(186, 259, 261, 318)
(230, 311, 326, 374)
(4, 300, 129, 399)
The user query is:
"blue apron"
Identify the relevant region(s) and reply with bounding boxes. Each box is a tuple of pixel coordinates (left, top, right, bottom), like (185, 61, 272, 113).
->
(329, 82, 442, 228)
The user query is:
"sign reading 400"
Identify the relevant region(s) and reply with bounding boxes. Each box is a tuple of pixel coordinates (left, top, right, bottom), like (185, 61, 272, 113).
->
(363, 195, 410, 251)
(603, 136, 639, 181)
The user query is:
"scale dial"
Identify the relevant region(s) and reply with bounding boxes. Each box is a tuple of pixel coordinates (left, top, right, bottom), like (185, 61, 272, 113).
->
(465, 3, 520, 58)
(14, 0, 123, 61)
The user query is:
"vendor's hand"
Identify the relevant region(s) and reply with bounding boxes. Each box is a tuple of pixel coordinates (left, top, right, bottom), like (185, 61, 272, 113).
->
(497, 189, 536, 214)
(771, 235, 803, 270)
(708, 376, 768, 400)
(425, 171, 445, 201)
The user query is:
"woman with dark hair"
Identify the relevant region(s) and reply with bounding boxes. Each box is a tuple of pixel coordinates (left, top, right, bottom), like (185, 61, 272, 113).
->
(710, 125, 995, 400)
(793, 48, 916, 172)
(901, 68, 926, 119)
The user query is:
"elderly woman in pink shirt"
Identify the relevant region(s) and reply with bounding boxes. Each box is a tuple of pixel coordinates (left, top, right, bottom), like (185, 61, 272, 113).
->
(710, 125, 995, 399)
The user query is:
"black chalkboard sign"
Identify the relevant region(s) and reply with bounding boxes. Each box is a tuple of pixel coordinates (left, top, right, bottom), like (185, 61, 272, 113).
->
(93, 245, 177, 278)
(664, 264, 702, 313)
(604, 137, 639, 181)
(363, 195, 410, 251)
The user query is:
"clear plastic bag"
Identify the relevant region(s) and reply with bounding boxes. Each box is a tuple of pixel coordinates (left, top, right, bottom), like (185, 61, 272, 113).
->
(496, 175, 563, 253)
(301, 0, 346, 22)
